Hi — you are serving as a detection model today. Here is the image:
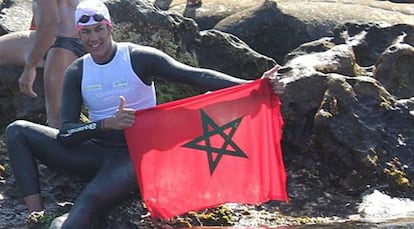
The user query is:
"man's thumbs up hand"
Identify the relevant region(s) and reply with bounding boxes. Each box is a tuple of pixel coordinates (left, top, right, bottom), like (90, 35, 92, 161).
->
(118, 95, 126, 111)
(103, 96, 136, 130)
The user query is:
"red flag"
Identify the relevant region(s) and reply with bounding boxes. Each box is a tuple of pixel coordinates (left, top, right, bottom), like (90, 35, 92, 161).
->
(125, 78, 288, 219)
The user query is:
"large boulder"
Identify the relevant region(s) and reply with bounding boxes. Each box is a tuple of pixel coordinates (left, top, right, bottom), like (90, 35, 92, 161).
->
(213, 0, 414, 63)
(374, 42, 414, 98)
(279, 21, 414, 202)
(161, 0, 262, 30)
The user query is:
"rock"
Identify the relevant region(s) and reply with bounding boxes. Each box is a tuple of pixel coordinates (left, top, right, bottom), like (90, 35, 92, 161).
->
(0, 67, 46, 126)
(278, 21, 414, 201)
(374, 42, 414, 99)
(335, 23, 414, 67)
(213, 0, 414, 63)
(108, 0, 275, 77)
(0, 0, 32, 33)
(155, 0, 262, 30)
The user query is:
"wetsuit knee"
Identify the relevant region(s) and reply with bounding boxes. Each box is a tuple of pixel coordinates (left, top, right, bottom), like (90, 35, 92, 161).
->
(5, 120, 43, 196)
(62, 189, 103, 228)
(77, 188, 103, 209)
(5, 120, 31, 142)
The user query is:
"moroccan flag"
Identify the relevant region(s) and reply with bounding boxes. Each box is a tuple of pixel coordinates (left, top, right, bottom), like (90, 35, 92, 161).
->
(125, 78, 288, 219)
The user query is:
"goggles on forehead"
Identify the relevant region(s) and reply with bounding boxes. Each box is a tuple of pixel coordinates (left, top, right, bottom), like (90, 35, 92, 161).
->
(77, 13, 106, 24)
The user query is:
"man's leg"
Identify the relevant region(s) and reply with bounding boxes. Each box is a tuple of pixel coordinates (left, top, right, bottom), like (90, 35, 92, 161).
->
(62, 152, 138, 228)
(0, 31, 45, 67)
(43, 47, 77, 128)
(6, 120, 103, 214)
(24, 194, 44, 212)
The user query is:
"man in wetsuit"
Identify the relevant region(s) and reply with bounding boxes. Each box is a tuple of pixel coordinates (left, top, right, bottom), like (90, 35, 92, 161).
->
(5, 1, 285, 228)
(0, 0, 86, 128)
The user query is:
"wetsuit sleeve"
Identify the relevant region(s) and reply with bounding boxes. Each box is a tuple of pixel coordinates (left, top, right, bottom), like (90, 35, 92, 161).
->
(57, 59, 105, 145)
(128, 44, 250, 90)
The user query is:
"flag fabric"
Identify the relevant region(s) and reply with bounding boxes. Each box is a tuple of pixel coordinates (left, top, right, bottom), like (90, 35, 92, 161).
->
(124, 78, 288, 219)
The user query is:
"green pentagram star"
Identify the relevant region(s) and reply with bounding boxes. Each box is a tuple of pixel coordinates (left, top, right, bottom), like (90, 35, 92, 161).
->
(182, 109, 248, 175)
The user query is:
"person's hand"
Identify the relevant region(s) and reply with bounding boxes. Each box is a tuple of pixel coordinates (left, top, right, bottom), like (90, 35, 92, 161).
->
(104, 96, 136, 130)
(18, 66, 38, 97)
(261, 65, 286, 95)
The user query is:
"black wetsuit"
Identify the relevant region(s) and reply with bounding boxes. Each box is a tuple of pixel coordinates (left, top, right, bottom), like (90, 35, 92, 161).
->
(5, 42, 248, 228)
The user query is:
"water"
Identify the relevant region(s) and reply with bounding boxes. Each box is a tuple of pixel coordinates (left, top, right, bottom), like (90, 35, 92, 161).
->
(267, 190, 414, 228)
(300, 190, 414, 228)
(351, 190, 414, 228)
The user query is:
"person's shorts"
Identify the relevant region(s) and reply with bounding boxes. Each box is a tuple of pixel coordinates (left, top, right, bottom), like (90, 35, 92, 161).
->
(50, 36, 87, 57)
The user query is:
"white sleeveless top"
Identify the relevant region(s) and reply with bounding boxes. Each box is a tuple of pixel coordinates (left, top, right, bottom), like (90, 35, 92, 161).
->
(81, 43, 156, 122)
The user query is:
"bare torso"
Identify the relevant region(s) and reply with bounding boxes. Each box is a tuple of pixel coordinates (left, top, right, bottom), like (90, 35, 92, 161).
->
(32, 0, 80, 38)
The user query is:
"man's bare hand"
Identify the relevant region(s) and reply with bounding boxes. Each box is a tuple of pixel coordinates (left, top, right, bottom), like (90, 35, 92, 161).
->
(104, 96, 136, 130)
(261, 65, 286, 95)
(18, 66, 37, 97)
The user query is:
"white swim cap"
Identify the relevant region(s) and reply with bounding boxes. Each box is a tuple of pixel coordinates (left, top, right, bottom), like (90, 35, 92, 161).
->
(75, 1, 112, 29)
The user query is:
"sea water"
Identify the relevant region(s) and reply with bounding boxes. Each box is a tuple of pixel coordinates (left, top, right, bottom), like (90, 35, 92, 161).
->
(230, 189, 414, 228)
(355, 190, 414, 227)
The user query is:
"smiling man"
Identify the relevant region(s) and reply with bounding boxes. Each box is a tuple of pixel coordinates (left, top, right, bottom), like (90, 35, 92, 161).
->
(5, 1, 285, 228)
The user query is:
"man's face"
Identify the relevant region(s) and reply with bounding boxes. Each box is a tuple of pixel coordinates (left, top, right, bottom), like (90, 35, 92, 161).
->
(79, 23, 113, 63)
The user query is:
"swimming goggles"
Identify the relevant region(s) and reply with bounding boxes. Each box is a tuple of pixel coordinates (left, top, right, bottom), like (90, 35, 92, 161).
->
(77, 14, 106, 24)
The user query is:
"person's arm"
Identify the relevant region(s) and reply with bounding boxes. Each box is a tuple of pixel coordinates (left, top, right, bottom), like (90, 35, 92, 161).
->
(18, 0, 58, 97)
(129, 44, 285, 94)
(29, 0, 58, 67)
(57, 59, 106, 145)
(129, 44, 250, 91)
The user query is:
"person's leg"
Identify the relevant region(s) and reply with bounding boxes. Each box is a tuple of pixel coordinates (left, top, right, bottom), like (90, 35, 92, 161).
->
(43, 47, 77, 128)
(5, 120, 103, 213)
(154, 0, 172, 10)
(186, 0, 202, 7)
(62, 151, 138, 228)
(0, 31, 44, 67)
(24, 194, 44, 213)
